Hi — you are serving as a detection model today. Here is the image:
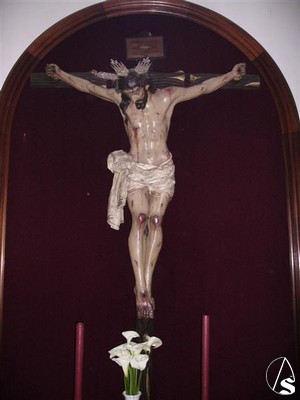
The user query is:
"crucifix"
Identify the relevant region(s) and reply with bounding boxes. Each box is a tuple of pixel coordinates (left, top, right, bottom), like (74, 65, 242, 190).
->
(31, 59, 259, 323)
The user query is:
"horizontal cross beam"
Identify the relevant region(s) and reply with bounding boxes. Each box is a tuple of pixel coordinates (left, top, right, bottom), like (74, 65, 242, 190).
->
(30, 71, 260, 90)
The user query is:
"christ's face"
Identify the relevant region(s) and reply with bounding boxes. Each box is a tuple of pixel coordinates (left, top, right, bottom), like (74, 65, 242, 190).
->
(123, 86, 146, 101)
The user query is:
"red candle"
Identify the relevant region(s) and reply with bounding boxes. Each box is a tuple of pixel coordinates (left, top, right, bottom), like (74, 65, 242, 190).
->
(201, 315, 210, 400)
(74, 322, 85, 400)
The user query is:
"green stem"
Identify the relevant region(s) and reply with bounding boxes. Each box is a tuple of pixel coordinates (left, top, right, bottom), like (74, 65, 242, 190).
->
(127, 366, 141, 395)
(137, 369, 143, 391)
(128, 365, 134, 395)
(124, 374, 130, 395)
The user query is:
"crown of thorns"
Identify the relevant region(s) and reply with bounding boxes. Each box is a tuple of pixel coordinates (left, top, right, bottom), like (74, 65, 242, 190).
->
(92, 57, 152, 81)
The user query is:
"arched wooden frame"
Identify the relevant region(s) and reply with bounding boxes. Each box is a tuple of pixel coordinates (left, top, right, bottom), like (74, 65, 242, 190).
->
(0, 0, 299, 356)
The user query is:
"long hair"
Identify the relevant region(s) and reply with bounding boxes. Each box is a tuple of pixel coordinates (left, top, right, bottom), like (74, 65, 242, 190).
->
(117, 70, 156, 123)
(117, 70, 147, 91)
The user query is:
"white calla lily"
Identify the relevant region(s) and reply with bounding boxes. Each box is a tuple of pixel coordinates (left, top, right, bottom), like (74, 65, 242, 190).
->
(109, 344, 130, 359)
(110, 330, 162, 395)
(112, 354, 132, 377)
(122, 330, 140, 344)
(144, 336, 163, 352)
(127, 342, 145, 355)
(130, 354, 149, 371)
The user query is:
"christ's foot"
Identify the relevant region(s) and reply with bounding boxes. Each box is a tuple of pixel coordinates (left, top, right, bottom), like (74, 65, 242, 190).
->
(135, 290, 155, 319)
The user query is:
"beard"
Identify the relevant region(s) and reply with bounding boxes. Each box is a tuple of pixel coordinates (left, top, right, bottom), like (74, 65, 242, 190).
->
(135, 90, 148, 110)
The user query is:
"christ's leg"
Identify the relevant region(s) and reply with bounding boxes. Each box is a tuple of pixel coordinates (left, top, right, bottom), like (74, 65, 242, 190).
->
(144, 193, 170, 311)
(127, 189, 153, 319)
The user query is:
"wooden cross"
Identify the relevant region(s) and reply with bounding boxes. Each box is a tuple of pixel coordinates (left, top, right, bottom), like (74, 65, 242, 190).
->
(29, 68, 259, 400)
(30, 71, 260, 90)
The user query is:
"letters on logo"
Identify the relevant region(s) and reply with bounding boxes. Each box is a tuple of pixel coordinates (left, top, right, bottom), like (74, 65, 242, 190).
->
(266, 357, 295, 395)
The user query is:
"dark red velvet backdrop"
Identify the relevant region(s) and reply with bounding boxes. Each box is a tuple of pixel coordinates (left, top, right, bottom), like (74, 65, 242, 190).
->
(0, 13, 295, 400)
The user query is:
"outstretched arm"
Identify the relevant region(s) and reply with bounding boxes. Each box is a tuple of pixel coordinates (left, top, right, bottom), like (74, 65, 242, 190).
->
(45, 64, 118, 103)
(172, 63, 246, 104)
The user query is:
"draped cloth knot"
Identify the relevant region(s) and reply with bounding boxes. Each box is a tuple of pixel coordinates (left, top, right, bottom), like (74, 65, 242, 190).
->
(107, 150, 175, 230)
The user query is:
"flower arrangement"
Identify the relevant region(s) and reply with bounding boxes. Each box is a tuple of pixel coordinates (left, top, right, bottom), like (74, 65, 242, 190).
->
(109, 330, 162, 396)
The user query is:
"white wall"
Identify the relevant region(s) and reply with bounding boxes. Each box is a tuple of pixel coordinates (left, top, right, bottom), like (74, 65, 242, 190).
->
(1, 0, 299, 114)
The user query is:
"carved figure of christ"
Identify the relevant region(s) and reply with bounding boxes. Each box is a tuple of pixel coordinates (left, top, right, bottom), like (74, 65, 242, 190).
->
(44, 61, 249, 319)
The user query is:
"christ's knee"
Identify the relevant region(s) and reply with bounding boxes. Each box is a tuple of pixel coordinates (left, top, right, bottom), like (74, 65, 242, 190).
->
(150, 214, 162, 229)
(133, 213, 148, 230)
(138, 213, 147, 224)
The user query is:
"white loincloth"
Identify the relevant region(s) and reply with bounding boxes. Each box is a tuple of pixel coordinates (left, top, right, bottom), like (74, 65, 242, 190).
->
(107, 150, 175, 230)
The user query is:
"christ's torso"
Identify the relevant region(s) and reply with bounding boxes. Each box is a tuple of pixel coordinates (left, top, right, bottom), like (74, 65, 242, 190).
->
(120, 89, 176, 165)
